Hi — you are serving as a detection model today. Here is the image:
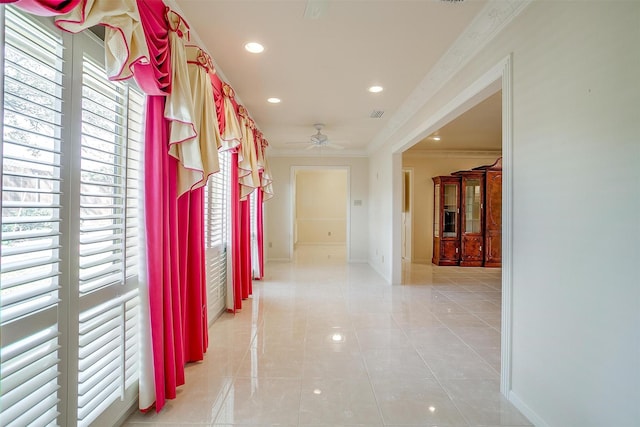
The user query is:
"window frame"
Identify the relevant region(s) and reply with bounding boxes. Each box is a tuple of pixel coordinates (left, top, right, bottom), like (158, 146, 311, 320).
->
(0, 9, 143, 426)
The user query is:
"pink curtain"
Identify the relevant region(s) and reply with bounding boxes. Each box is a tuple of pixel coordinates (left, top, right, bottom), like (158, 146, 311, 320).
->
(144, 101, 208, 413)
(229, 156, 253, 311)
(240, 198, 252, 298)
(177, 189, 208, 361)
(256, 183, 265, 280)
(230, 151, 243, 312)
(138, 2, 206, 411)
(0, 0, 81, 15)
(144, 96, 185, 411)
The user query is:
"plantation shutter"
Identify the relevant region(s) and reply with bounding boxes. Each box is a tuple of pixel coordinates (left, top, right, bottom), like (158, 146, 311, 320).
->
(205, 150, 229, 322)
(1, 8, 143, 426)
(74, 40, 143, 427)
(0, 8, 64, 426)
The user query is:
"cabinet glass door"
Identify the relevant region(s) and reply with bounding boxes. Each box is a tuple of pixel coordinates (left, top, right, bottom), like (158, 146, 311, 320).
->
(434, 183, 440, 237)
(443, 183, 458, 237)
(464, 179, 482, 233)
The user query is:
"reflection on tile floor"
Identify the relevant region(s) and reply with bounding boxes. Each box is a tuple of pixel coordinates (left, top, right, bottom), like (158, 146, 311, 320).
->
(124, 246, 531, 426)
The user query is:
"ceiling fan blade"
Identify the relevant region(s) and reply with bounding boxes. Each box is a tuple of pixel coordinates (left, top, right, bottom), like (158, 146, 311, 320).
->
(323, 143, 345, 150)
(305, 144, 318, 150)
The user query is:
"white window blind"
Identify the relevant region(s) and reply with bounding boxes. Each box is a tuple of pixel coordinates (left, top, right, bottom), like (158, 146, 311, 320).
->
(205, 150, 229, 322)
(1, 7, 63, 426)
(1, 8, 143, 426)
(75, 49, 142, 427)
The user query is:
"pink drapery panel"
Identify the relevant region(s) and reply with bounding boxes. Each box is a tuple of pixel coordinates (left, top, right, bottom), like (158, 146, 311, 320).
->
(177, 189, 208, 360)
(144, 96, 185, 412)
(153, 9, 210, 410)
(230, 151, 243, 312)
(256, 182, 265, 280)
(210, 80, 250, 312)
(0, 0, 81, 16)
(234, 105, 255, 306)
(240, 198, 252, 298)
(252, 132, 265, 280)
(137, 4, 209, 413)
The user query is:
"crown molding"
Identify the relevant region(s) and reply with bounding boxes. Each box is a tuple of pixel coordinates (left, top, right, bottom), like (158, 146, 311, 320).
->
(367, 0, 531, 155)
(404, 149, 502, 159)
(268, 148, 368, 158)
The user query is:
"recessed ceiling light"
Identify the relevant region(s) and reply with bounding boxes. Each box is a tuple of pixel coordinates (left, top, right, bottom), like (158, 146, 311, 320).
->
(244, 42, 264, 53)
(331, 333, 345, 342)
(368, 85, 383, 93)
(267, 97, 281, 104)
(432, 136, 441, 141)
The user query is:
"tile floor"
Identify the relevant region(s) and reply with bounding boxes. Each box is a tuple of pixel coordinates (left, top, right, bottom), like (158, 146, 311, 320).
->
(123, 246, 531, 427)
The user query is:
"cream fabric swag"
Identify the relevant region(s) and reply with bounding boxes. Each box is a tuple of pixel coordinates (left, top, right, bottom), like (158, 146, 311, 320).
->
(54, 0, 272, 197)
(56, 0, 150, 81)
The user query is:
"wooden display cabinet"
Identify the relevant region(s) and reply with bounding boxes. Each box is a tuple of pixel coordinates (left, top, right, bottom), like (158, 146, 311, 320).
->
(457, 170, 485, 267)
(432, 176, 461, 266)
(474, 158, 502, 267)
(431, 157, 502, 268)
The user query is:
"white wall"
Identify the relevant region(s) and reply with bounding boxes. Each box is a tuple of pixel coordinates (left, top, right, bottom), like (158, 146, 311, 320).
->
(265, 156, 368, 262)
(368, 2, 640, 426)
(402, 153, 500, 263)
(368, 148, 394, 280)
(295, 169, 347, 245)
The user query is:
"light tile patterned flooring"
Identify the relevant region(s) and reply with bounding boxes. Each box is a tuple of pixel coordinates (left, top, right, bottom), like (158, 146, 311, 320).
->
(124, 245, 531, 426)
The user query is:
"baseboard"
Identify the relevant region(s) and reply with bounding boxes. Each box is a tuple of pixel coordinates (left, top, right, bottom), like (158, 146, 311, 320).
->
(509, 390, 550, 427)
(113, 401, 138, 427)
(368, 259, 391, 284)
(294, 242, 346, 246)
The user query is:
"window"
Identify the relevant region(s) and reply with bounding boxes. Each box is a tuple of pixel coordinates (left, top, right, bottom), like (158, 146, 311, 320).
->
(75, 46, 143, 427)
(1, 8, 64, 426)
(1, 8, 143, 426)
(204, 150, 229, 322)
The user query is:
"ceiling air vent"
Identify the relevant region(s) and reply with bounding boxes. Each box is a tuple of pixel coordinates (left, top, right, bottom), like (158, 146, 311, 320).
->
(369, 110, 384, 118)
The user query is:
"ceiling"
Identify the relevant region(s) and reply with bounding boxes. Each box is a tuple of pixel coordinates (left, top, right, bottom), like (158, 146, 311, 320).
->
(407, 90, 502, 153)
(173, 0, 498, 155)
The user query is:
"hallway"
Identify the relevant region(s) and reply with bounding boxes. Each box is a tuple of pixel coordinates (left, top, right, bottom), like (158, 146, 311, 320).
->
(124, 246, 531, 426)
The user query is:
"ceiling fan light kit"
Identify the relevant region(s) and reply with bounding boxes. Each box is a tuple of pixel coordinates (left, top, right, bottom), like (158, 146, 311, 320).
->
(310, 123, 329, 144)
(285, 123, 345, 150)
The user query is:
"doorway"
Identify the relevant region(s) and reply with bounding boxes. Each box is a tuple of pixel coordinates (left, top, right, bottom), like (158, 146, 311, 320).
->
(291, 167, 349, 262)
(401, 168, 413, 261)
(391, 55, 514, 395)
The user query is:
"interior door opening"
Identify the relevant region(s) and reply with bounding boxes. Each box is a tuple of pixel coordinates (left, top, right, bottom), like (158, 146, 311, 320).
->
(401, 169, 413, 262)
(391, 55, 514, 396)
(291, 167, 349, 263)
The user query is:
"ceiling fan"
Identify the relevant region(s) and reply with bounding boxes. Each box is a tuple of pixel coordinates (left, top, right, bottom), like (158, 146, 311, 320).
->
(287, 124, 345, 150)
